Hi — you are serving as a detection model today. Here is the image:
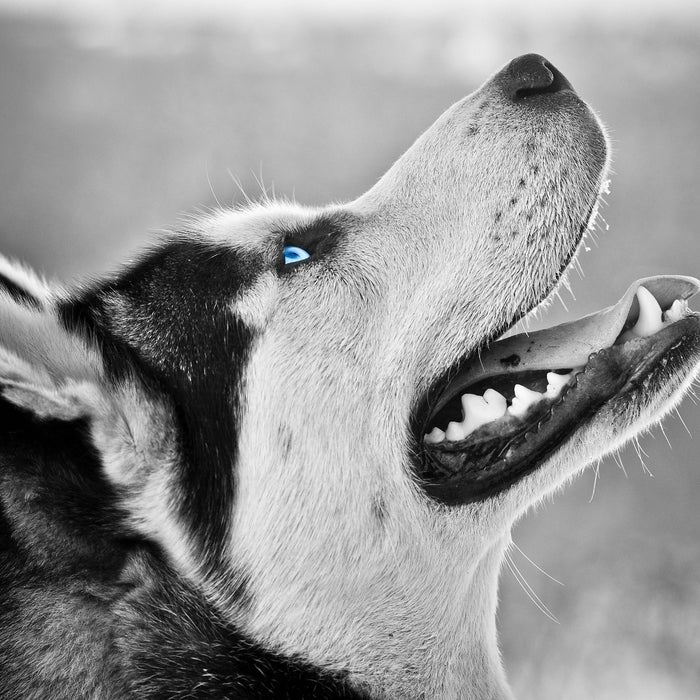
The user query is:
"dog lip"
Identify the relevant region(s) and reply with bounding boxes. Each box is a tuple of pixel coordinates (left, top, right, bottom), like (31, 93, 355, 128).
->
(418, 315, 700, 505)
(406, 198, 602, 461)
(429, 275, 700, 418)
(414, 276, 700, 504)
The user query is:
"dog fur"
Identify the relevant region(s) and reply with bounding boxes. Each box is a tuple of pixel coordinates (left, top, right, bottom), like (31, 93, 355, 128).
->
(1, 55, 698, 699)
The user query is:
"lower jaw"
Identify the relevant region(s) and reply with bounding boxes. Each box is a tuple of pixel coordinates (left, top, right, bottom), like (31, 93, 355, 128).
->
(416, 315, 700, 506)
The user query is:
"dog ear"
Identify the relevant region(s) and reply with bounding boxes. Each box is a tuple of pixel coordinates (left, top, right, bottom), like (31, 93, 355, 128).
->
(0, 258, 218, 581)
(0, 262, 174, 484)
(0, 253, 53, 309)
(0, 255, 102, 420)
(0, 260, 194, 575)
(0, 269, 107, 423)
(0, 265, 183, 535)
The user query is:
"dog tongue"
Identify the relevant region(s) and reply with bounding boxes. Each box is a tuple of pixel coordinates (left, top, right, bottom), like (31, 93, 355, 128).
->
(460, 275, 700, 385)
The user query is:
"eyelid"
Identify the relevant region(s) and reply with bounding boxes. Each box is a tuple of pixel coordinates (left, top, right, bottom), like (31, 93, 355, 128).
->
(283, 246, 311, 265)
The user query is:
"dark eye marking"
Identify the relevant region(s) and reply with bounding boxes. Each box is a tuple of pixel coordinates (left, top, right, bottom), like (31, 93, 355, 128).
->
(277, 214, 347, 271)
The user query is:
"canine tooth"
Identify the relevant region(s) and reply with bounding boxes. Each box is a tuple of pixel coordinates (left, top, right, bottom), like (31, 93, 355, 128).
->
(508, 384, 543, 417)
(445, 421, 466, 441)
(664, 298, 687, 324)
(546, 371, 570, 398)
(630, 286, 663, 337)
(424, 427, 446, 444)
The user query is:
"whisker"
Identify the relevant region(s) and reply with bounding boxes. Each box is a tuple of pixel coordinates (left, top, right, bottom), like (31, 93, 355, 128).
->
(635, 437, 651, 459)
(554, 289, 569, 313)
(205, 164, 222, 209)
(227, 169, 254, 207)
(252, 162, 272, 203)
(633, 437, 654, 476)
(511, 542, 564, 586)
(561, 275, 576, 301)
(505, 552, 559, 624)
(674, 407, 693, 438)
(588, 461, 600, 502)
(612, 451, 628, 478)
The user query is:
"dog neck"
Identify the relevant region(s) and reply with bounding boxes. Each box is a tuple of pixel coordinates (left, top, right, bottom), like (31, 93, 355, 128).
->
(230, 517, 514, 699)
(212, 348, 516, 698)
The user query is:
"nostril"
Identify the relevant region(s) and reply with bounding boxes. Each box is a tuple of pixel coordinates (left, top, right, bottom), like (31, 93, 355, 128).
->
(502, 53, 574, 101)
(540, 61, 571, 95)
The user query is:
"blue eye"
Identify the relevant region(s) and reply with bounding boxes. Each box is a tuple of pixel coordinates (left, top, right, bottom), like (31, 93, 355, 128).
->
(283, 245, 311, 265)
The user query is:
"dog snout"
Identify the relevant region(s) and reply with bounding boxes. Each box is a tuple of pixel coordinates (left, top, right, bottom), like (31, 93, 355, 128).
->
(498, 53, 574, 101)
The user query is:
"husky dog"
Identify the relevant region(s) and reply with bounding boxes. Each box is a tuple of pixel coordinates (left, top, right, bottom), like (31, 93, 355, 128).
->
(0, 53, 698, 700)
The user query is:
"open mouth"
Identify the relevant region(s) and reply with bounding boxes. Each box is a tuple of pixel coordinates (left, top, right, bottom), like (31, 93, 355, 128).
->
(415, 276, 700, 506)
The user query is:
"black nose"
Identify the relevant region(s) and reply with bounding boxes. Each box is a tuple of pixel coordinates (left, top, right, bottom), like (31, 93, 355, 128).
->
(499, 54, 574, 101)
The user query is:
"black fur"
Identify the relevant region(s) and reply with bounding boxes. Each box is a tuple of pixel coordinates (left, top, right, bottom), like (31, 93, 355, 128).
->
(115, 553, 371, 700)
(276, 213, 348, 271)
(0, 236, 372, 699)
(61, 238, 256, 577)
(0, 399, 131, 699)
(0, 397, 369, 698)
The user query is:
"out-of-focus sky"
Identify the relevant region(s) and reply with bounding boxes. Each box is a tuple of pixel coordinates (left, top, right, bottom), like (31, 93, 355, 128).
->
(3, 0, 698, 86)
(2, 0, 699, 20)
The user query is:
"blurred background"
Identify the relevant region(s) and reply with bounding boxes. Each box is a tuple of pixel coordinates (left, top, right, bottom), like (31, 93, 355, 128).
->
(1, 0, 699, 697)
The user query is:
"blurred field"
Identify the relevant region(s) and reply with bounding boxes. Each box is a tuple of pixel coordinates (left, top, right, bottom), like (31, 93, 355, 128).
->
(1, 7, 699, 697)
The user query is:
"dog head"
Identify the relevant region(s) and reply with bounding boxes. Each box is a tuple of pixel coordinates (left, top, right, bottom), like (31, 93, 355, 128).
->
(1, 54, 698, 698)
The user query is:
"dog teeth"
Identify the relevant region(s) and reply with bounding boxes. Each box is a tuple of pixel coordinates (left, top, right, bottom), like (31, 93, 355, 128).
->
(424, 427, 446, 444)
(620, 289, 690, 343)
(437, 390, 508, 443)
(545, 371, 571, 398)
(427, 368, 577, 444)
(508, 384, 543, 417)
(629, 286, 663, 337)
(445, 420, 467, 441)
(483, 388, 508, 414)
(664, 298, 689, 323)
(463, 391, 507, 431)
(427, 289, 693, 446)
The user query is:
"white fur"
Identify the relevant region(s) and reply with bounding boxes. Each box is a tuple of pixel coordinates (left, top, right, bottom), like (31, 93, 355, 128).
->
(214, 79, 615, 698)
(0, 253, 55, 304)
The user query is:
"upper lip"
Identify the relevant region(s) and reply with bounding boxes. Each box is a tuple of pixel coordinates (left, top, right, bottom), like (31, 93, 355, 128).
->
(413, 272, 700, 506)
(418, 309, 700, 504)
(427, 275, 700, 422)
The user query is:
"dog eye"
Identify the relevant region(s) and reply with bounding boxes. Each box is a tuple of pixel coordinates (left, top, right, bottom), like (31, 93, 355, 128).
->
(283, 246, 311, 265)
